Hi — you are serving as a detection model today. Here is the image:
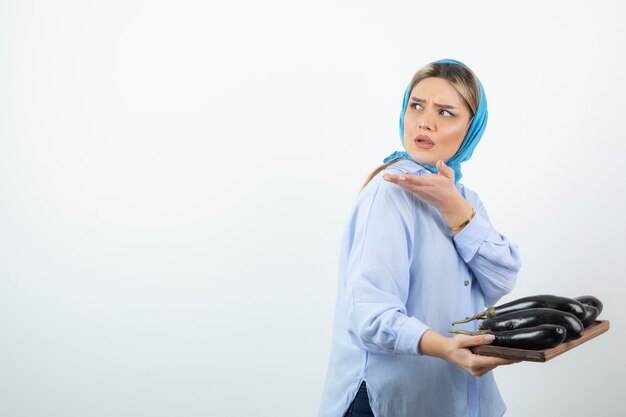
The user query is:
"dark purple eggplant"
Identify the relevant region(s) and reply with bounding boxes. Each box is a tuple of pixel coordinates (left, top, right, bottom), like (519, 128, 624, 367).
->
(579, 305, 599, 328)
(450, 324, 567, 350)
(478, 308, 583, 340)
(490, 324, 567, 349)
(575, 295, 603, 315)
(452, 294, 586, 325)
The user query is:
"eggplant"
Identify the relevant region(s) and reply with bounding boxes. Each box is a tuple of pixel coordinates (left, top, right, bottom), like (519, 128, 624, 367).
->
(452, 294, 586, 325)
(575, 295, 603, 315)
(450, 324, 567, 349)
(478, 308, 583, 340)
(579, 305, 599, 328)
(489, 324, 567, 349)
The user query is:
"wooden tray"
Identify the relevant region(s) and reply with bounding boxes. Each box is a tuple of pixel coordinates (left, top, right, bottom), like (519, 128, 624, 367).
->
(470, 320, 610, 362)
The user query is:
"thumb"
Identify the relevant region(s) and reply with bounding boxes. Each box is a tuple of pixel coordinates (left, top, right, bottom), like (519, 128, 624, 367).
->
(437, 160, 455, 180)
(456, 334, 496, 349)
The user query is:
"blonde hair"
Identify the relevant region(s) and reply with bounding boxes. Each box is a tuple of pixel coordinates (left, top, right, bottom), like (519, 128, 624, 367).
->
(360, 62, 480, 192)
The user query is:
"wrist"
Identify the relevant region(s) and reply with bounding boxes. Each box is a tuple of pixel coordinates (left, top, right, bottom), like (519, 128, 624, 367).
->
(449, 208, 476, 233)
(440, 336, 456, 363)
(418, 329, 454, 360)
(438, 194, 473, 230)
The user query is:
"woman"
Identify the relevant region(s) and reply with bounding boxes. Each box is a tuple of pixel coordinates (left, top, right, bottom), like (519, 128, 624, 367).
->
(317, 59, 522, 417)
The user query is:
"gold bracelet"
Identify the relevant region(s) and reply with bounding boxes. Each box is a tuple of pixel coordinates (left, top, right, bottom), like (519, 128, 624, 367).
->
(449, 208, 476, 232)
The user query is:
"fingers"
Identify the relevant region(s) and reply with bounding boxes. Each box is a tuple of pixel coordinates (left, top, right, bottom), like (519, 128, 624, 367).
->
(469, 356, 518, 377)
(383, 168, 452, 191)
(473, 355, 517, 368)
(436, 160, 455, 181)
(382, 170, 455, 208)
(382, 173, 440, 193)
(382, 173, 428, 184)
(455, 334, 496, 349)
(450, 335, 521, 377)
(382, 174, 431, 195)
(462, 353, 517, 377)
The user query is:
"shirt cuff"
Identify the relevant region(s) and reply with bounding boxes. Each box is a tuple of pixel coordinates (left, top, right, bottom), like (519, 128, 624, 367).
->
(393, 316, 431, 356)
(453, 211, 492, 263)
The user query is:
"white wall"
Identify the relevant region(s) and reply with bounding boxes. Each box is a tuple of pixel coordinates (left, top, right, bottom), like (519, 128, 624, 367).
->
(1, 1, 624, 416)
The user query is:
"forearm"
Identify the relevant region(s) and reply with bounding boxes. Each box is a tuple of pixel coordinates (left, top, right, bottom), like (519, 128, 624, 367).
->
(418, 329, 480, 369)
(418, 329, 453, 360)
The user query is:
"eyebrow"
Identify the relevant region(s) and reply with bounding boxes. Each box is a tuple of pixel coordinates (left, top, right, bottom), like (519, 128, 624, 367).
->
(410, 97, 457, 110)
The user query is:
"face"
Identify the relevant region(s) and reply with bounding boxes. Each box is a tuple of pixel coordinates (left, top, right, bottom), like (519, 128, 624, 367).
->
(403, 77, 471, 165)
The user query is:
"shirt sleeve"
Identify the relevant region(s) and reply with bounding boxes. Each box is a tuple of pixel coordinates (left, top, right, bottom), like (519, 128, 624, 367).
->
(452, 189, 522, 307)
(344, 176, 430, 356)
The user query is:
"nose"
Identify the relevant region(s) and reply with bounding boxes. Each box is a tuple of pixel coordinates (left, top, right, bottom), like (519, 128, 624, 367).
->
(418, 119, 432, 130)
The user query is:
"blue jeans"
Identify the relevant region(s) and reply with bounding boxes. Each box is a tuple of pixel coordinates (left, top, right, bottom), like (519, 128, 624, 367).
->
(343, 381, 375, 417)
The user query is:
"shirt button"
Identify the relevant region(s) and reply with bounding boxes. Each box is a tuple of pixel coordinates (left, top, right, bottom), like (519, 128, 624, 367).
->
(464, 280, 470, 286)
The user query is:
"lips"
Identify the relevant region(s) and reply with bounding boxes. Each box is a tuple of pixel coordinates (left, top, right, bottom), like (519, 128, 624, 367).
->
(415, 135, 434, 150)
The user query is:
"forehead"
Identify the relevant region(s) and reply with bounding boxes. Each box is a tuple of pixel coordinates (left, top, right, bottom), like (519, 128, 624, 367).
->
(410, 77, 464, 105)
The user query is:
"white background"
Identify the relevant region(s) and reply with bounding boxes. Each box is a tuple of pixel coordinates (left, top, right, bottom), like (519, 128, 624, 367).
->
(1, 1, 625, 416)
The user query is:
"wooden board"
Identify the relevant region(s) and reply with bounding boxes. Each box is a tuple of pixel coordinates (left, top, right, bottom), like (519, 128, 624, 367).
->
(470, 320, 610, 362)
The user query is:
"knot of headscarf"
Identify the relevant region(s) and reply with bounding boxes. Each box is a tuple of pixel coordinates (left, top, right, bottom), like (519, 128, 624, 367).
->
(383, 58, 488, 184)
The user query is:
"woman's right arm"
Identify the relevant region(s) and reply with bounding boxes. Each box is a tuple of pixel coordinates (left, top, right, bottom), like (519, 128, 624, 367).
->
(344, 177, 428, 356)
(419, 330, 517, 377)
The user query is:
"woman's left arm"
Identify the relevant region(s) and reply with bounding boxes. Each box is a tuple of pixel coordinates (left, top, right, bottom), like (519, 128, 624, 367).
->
(451, 195, 521, 306)
(383, 160, 521, 306)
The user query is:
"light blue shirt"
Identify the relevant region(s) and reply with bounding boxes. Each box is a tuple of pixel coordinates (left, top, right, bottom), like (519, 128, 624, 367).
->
(317, 158, 521, 417)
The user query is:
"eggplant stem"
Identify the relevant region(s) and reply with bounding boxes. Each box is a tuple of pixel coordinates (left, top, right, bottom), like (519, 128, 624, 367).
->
(451, 310, 487, 325)
(450, 307, 496, 325)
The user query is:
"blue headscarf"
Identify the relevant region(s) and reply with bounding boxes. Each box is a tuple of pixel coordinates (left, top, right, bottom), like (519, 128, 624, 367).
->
(383, 58, 488, 184)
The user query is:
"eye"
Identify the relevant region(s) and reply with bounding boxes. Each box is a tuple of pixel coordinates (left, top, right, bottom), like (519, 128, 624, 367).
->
(410, 102, 423, 110)
(440, 109, 454, 117)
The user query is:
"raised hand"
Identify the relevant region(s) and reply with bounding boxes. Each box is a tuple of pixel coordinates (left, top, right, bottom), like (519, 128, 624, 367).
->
(382, 160, 457, 209)
(382, 160, 474, 232)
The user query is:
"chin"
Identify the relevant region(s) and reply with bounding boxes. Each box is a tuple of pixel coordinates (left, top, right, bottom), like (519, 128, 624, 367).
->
(406, 150, 439, 166)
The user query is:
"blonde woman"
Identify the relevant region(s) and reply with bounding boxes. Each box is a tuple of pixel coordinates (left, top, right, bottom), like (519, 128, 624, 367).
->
(318, 59, 521, 417)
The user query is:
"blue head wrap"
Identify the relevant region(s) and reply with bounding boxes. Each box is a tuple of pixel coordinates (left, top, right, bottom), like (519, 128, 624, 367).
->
(383, 58, 488, 184)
